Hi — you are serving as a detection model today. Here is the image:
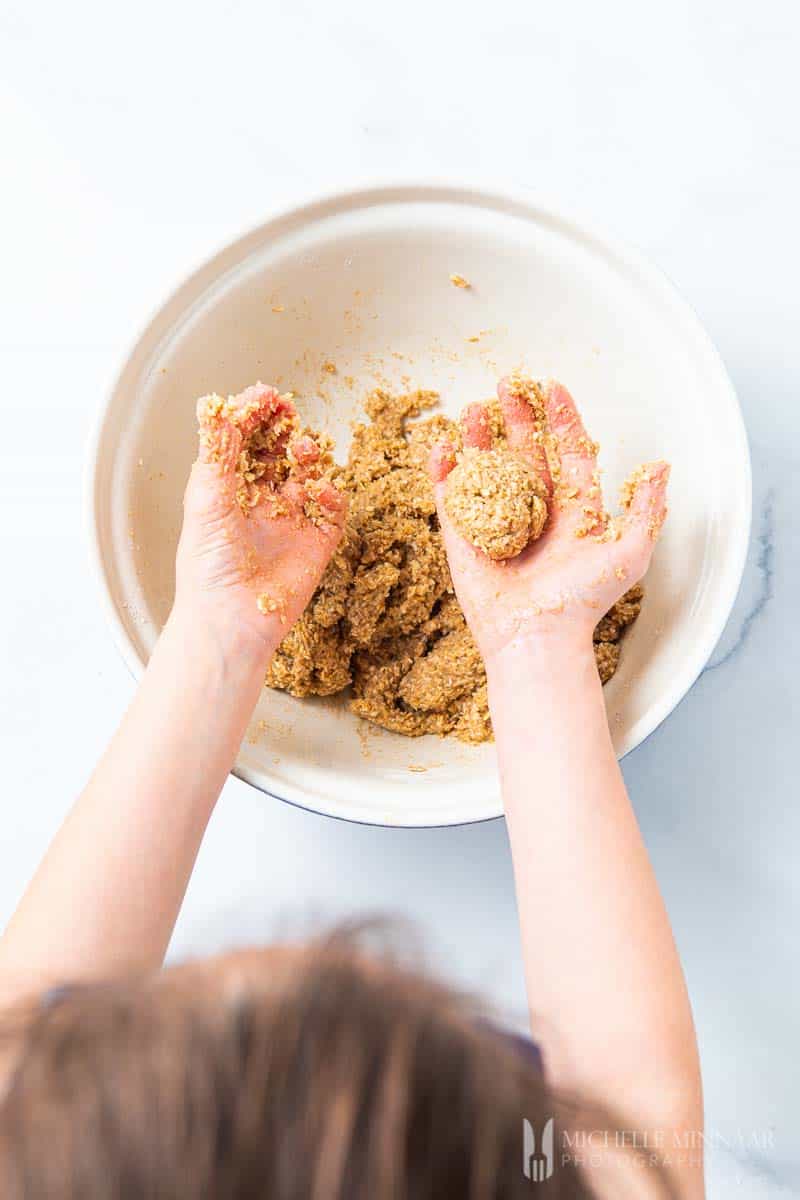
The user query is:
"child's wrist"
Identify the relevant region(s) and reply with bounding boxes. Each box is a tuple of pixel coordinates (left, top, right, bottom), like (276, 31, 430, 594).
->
(484, 627, 596, 693)
(166, 600, 277, 675)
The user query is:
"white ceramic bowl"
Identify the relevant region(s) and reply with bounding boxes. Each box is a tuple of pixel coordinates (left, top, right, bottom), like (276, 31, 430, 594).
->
(88, 183, 751, 827)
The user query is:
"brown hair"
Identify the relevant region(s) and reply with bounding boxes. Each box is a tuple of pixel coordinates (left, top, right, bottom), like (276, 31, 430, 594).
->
(0, 932, 670, 1199)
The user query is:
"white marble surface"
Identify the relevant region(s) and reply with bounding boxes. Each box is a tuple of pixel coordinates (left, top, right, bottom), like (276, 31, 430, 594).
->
(1, 1, 797, 1193)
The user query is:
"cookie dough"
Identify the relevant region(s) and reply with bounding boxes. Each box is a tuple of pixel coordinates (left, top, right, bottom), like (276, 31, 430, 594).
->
(444, 446, 547, 559)
(266, 387, 644, 743)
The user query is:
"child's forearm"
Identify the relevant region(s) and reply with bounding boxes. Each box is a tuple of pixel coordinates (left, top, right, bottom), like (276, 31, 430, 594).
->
(488, 634, 703, 1193)
(0, 606, 273, 1004)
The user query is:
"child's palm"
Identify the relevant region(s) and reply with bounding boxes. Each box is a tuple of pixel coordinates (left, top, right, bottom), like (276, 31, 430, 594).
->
(430, 379, 668, 663)
(176, 385, 345, 650)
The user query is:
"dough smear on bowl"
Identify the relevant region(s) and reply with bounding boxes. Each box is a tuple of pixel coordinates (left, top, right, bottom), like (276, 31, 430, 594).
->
(258, 383, 644, 743)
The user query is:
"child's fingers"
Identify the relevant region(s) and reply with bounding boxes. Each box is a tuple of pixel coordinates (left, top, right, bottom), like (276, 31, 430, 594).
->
(313, 480, 348, 526)
(461, 402, 494, 450)
(290, 435, 320, 466)
(612, 461, 670, 580)
(497, 377, 552, 497)
(282, 474, 347, 535)
(228, 383, 296, 441)
(286, 430, 347, 531)
(545, 380, 604, 535)
(428, 439, 458, 486)
(195, 384, 296, 474)
(277, 477, 304, 509)
(288, 433, 322, 482)
(196, 394, 244, 474)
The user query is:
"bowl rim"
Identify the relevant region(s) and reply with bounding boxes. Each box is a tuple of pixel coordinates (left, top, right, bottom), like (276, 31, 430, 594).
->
(84, 177, 753, 827)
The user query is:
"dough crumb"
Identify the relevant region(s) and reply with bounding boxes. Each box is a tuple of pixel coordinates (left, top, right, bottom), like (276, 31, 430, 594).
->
(256, 592, 281, 615)
(444, 446, 547, 559)
(449, 273, 471, 289)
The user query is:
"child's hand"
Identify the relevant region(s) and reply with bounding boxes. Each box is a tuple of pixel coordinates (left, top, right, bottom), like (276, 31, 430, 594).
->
(428, 378, 669, 667)
(175, 384, 346, 657)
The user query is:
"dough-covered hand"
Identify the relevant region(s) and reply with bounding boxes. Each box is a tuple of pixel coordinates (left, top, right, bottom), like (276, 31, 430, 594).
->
(429, 378, 669, 665)
(176, 384, 346, 654)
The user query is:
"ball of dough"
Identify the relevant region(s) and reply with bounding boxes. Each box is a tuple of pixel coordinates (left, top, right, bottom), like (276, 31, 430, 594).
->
(444, 447, 547, 560)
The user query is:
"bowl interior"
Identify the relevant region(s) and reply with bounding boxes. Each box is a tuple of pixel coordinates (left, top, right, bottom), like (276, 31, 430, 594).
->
(92, 186, 750, 826)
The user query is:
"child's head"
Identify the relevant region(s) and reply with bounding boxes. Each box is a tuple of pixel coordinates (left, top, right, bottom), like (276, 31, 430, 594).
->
(0, 934, 659, 1198)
